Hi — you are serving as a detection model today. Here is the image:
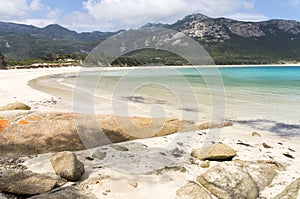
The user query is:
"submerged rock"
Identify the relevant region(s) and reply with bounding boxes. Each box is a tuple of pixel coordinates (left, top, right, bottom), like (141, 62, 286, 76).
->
(51, 151, 85, 181)
(0, 102, 31, 111)
(176, 182, 212, 199)
(0, 170, 57, 195)
(191, 143, 237, 161)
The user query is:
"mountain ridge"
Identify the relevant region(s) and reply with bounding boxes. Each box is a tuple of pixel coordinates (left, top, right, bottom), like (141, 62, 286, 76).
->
(0, 13, 299, 64)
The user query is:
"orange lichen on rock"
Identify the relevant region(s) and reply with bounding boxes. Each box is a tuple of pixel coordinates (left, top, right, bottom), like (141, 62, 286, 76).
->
(0, 119, 9, 131)
(25, 115, 42, 121)
(18, 119, 30, 125)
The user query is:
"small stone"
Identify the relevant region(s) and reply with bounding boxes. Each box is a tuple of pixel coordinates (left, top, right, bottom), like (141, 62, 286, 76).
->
(262, 143, 272, 148)
(129, 181, 138, 188)
(50, 151, 85, 181)
(110, 145, 129, 152)
(252, 132, 262, 137)
(200, 160, 210, 168)
(105, 189, 111, 193)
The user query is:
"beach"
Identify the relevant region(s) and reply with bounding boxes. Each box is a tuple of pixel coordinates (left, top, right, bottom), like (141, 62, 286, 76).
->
(0, 66, 299, 198)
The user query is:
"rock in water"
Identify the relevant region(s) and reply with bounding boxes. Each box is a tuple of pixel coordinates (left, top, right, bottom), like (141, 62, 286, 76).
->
(176, 182, 212, 199)
(191, 143, 237, 161)
(272, 178, 300, 199)
(197, 160, 279, 199)
(0, 170, 57, 195)
(0, 102, 31, 111)
(51, 151, 85, 181)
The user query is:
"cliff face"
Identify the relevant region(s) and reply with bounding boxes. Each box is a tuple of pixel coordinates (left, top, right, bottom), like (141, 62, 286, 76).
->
(167, 13, 300, 43)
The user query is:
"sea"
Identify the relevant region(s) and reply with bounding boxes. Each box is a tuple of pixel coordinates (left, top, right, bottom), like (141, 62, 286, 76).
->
(41, 66, 300, 137)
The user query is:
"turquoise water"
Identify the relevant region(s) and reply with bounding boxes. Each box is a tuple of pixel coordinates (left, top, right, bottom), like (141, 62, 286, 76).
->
(58, 66, 300, 136)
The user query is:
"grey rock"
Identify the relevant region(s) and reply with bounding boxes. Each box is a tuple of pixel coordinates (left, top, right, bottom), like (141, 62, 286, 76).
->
(176, 182, 212, 199)
(197, 160, 279, 199)
(0, 170, 57, 195)
(0, 102, 31, 111)
(191, 143, 237, 161)
(241, 160, 278, 191)
(30, 186, 96, 199)
(51, 151, 85, 181)
(272, 178, 300, 199)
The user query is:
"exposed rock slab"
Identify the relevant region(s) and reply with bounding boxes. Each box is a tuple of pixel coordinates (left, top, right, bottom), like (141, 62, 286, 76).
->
(176, 182, 212, 199)
(0, 112, 197, 157)
(0, 170, 57, 195)
(191, 143, 237, 161)
(197, 160, 280, 199)
(50, 151, 85, 181)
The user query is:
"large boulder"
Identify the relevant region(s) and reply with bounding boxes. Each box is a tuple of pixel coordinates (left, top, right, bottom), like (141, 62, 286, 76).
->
(176, 182, 212, 199)
(191, 143, 237, 161)
(50, 151, 85, 181)
(197, 160, 279, 199)
(0, 102, 31, 111)
(272, 178, 300, 199)
(0, 170, 58, 195)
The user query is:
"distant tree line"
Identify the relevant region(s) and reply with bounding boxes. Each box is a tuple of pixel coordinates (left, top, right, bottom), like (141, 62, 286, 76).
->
(42, 52, 87, 62)
(0, 52, 7, 69)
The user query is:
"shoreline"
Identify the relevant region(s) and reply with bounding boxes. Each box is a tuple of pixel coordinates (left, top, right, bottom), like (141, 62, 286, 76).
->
(0, 65, 299, 198)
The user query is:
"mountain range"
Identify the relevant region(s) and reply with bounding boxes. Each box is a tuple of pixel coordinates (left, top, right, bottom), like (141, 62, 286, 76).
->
(0, 13, 300, 65)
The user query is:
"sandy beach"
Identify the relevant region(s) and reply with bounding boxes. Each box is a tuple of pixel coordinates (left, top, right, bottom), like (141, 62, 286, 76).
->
(0, 66, 299, 199)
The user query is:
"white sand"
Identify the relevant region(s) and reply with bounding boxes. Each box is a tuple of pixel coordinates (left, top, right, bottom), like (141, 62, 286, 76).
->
(0, 67, 82, 111)
(23, 124, 300, 198)
(1, 66, 299, 198)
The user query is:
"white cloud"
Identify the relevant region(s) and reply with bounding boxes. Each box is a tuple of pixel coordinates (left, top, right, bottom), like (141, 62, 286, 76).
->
(227, 13, 268, 22)
(285, 0, 300, 6)
(13, 18, 57, 28)
(46, 8, 62, 19)
(29, 0, 42, 11)
(77, 0, 255, 31)
(0, 0, 42, 20)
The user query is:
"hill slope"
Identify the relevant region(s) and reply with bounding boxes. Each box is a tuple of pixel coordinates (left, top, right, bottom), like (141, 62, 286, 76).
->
(0, 14, 299, 64)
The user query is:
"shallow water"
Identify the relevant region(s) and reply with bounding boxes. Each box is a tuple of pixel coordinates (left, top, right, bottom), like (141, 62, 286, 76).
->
(41, 66, 300, 136)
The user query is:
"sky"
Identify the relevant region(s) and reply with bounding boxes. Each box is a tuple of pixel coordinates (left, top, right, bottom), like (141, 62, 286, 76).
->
(0, 0, 299, 32)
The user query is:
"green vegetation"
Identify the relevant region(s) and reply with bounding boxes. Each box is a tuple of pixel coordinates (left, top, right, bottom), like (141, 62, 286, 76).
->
(0, 52, 7, 69)
(204, 34, 300, 65)
(112, 49, 189, 66)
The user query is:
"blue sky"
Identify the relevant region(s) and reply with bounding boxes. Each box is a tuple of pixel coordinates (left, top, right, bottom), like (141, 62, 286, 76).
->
(0, 0, 299, 32)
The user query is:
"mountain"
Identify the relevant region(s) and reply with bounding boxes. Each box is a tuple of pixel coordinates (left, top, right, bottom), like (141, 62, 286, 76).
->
(0, 14, 300, 64)
(0, 22, 118, 61)
(160, 13, 300, 64)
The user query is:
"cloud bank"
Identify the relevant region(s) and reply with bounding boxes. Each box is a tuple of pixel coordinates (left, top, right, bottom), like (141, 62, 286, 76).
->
(0, 0, 272, 31)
